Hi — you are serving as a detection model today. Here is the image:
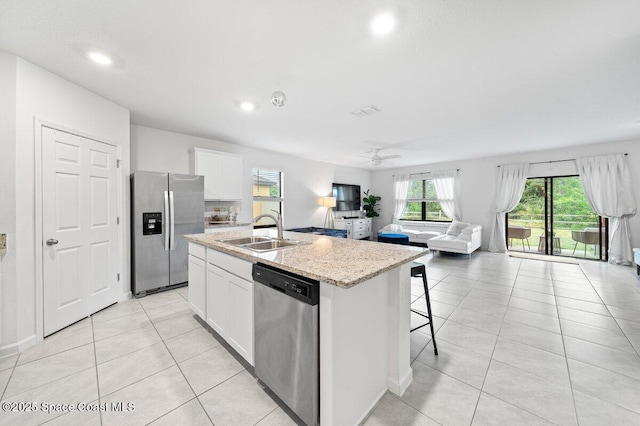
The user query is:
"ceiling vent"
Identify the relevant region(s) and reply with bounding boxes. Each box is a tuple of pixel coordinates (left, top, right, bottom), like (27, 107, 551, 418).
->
(351, 105, 381, 117)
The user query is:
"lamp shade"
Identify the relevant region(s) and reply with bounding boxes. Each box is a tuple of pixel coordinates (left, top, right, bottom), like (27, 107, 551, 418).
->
(321, 197, 336, 208)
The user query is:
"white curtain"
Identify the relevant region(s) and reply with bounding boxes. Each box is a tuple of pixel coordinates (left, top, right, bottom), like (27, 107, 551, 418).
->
(392, 174, 410, 223)
(575, 154, 636, 265)
(432, 169, 461, 221)
(488, 163, 529, 252)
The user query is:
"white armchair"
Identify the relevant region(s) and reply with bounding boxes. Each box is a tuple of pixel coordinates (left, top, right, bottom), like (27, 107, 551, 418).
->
(427, 221, 483, 256)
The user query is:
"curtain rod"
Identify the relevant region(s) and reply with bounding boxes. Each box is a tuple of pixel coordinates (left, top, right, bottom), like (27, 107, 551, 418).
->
(497, 153, 628, 167)
(393, 168, 460, 177)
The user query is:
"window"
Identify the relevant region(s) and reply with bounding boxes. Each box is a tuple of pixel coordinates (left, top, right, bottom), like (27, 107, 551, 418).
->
(252, 169, 283, 227)
(400, 179, 450, 222)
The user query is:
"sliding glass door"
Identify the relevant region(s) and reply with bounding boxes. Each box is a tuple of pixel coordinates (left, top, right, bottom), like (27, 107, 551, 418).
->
(506, 176, 608, 260)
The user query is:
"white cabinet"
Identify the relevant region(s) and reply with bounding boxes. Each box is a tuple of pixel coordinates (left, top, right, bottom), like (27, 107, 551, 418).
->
(188, 243, 255, 364)
(188, 242, 207, 320)
(194, 148, 243, 200)
(200, 247, 254, 365)
(334, 218, 372, 240)
(226, 275, 254, 363)
(206, 263, 228, 337)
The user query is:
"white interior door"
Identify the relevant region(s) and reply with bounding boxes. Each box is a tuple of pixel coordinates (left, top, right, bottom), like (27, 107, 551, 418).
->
(42, 127, 119, 336)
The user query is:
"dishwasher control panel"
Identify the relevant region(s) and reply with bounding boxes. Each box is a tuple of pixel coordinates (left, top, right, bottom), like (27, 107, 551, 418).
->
(253, 263, 319, 305)
(290, 282, 308, 298)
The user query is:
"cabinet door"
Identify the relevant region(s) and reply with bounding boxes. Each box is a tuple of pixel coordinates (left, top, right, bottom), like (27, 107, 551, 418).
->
(218, 154, 243, 200)
(195, 148, 243, 200)
(188, 255, 206, 320)
(227, 276, 254, 365)
(206, 263, 228, 337)
(195, 149, 221, 200)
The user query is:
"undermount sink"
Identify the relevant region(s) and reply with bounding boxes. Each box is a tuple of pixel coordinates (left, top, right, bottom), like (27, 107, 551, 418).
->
(219, 236, 272, 245)
(218, 236, 309, 252)
(243, 239, 308, 252)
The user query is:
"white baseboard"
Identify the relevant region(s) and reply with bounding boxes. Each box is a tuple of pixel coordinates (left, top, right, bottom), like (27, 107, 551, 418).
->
(387, 367, 413, 397)
(0, 334, 36, 359)
(355, 387, 388, 426)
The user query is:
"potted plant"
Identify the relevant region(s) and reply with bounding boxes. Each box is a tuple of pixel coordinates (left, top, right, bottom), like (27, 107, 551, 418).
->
(362, 190, 381, 218)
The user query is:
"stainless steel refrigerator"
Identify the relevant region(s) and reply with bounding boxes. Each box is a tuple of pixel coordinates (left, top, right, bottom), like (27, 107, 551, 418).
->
(131, 171, 204, 296)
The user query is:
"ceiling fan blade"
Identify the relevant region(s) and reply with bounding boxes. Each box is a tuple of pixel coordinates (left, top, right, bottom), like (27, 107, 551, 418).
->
(380, 154, 401, 160)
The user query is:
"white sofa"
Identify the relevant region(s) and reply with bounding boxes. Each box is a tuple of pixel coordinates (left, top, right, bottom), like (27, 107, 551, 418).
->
(378, 222, 447, 246)
(427, 221, 483, 256)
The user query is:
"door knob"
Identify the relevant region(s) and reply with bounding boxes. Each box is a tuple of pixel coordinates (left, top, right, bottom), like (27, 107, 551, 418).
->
(46, 239, 59, 246)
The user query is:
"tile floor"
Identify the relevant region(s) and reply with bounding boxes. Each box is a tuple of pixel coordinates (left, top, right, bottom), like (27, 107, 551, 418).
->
(1, 252, 640, 425)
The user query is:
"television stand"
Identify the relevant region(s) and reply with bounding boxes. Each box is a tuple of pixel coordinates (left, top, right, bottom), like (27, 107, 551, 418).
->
(334, 218, 372, 240)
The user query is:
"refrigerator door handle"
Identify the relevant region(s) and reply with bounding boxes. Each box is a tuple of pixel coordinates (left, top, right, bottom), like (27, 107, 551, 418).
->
(169, 190, 176, 250)
(164, 190, 170, 251)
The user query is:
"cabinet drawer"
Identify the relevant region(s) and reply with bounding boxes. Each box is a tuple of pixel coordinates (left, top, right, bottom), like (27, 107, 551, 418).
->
(207, 248, 254, 281)
(189, 242, 206, 260)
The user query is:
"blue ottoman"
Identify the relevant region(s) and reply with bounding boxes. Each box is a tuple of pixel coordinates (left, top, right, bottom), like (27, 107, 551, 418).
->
(378, 233, 410, 245)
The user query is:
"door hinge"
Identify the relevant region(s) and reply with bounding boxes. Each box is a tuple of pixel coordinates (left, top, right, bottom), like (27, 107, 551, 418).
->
(117, 273, 120, 281)
(116, 159, 121, 168)
(117, 216, 120, 225)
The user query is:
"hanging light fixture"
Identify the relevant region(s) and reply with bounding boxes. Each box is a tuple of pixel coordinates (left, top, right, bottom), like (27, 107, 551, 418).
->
(271, 90, 287, 108)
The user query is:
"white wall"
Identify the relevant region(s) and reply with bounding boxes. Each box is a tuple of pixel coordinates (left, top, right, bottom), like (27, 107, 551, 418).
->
(131, 125, 371, 228)
(371, 140, 640, 251)
(0, 53, 17, 348)
(0, 54, 130, 355)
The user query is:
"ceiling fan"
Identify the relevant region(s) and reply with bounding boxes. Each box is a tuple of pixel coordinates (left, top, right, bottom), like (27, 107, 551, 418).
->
(359, 148, 401, 166)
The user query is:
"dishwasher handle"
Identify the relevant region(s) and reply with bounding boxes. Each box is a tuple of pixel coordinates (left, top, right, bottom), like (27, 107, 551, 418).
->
(269, 285, 286, 294)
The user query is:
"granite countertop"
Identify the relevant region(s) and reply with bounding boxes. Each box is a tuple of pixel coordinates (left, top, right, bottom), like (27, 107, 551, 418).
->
(185, 229, 427, 289)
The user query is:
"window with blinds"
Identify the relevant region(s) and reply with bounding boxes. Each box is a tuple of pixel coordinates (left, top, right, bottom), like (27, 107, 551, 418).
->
(252, 169, 283, 227)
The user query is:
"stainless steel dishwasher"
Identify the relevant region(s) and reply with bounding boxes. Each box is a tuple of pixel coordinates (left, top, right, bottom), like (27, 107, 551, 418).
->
(253, 263, 319, 426)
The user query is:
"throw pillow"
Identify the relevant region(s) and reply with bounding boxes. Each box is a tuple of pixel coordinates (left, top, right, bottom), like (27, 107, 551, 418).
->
(446, 220, 469, 236)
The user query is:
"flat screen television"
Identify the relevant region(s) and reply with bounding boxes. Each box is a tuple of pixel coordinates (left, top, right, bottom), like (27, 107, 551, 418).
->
(332, 183, 361, 212)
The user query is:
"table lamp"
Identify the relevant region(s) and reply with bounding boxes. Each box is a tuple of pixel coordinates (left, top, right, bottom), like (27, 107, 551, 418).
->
(322, 197, 336, 228)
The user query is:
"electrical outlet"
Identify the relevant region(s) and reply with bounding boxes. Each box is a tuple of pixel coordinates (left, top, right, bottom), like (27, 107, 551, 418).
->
(0, 233, 6, 256)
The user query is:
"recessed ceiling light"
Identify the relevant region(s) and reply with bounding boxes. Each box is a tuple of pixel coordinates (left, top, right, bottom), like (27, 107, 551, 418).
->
(88, 51, 112, 65)
(371, 13, 395, 36)
(240, 102, 255, 112)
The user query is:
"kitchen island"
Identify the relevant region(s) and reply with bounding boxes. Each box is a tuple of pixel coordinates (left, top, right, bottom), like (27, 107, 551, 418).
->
(185, 229, 426, 426)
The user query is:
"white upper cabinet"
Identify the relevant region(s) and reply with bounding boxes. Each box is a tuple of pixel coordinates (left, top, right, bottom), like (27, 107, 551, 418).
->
(194, 148, 243, 200)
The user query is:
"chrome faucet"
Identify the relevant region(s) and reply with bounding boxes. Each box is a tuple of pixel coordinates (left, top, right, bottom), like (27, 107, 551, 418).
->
(253, 210, 284, 240)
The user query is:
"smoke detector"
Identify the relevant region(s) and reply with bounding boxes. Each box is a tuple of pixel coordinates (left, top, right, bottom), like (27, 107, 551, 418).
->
(271, 91, 287, 108)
